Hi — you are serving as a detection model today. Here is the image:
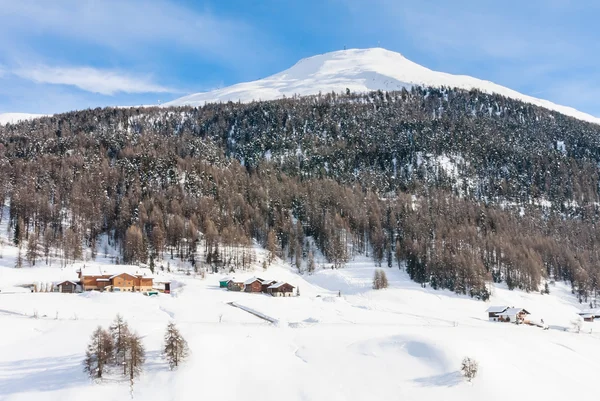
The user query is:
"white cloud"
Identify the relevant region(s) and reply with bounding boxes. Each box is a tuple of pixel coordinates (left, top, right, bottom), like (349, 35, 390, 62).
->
(0, 0, 272, 68)
(13, 65, 174, 95)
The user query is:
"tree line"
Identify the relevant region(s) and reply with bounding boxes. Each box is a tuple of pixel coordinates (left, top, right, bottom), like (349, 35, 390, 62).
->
(2, 86, 600, 301)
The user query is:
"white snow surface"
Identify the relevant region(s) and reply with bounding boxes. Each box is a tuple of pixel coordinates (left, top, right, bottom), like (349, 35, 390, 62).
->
(164, 48, 600, 125)
(0, 113, 48, 125)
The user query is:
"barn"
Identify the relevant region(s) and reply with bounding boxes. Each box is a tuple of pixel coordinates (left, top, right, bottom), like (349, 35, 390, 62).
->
(267, 282, 295, 297)
(55, 280, 79, 293)
(244, 278, 263, 293)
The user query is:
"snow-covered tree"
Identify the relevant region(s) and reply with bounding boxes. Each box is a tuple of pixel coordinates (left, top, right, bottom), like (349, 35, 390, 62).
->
(163, 322, 189, 370)
(461, 357, 478, 382)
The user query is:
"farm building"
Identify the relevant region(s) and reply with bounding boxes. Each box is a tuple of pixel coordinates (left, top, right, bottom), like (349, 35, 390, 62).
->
(486, 306, 509, 321)
(154, 281, 172, 294)
(78, 265, 153, 292)
(578, 308, 600, 320)
(261, 279, 277, 292)
(227, 281, 245, 292)
(581, 314, 595, 322)
(244, 278, 263, 293)
(497, 308, 530, 323)
(54, 280, 79, 293)
(267, 282, 295, 297)
(219, 277, 234, 288)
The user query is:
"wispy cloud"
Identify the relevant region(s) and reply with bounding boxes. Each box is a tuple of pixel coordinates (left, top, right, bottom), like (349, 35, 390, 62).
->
(12, 66, 175, 95)
(0, 0, 272, 68)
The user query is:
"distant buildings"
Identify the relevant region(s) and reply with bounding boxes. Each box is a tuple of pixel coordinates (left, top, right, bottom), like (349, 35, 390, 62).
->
(78, 265, 154, 292)
(225, 277, 295, 296)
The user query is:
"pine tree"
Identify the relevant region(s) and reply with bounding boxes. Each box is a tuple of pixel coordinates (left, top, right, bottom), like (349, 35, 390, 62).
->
(26, 231, 39, 266)
(83, 326, 114, 379)
(163, 322, 189, 370)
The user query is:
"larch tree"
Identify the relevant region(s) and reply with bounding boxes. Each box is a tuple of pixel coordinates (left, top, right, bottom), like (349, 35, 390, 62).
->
(163, 322, 189, 370)
(109, 314, 131, 374)
(124, 331, 145, 380)
(83, 326, 114, 379)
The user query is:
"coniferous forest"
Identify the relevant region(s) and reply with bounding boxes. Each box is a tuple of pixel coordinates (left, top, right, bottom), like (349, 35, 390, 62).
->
(3, 86, 600, 302)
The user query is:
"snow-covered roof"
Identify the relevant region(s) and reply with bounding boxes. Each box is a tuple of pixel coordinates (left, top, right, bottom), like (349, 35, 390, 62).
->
(498, 308, 530, 316)
(109, 272, 138, 279)
(79, 264, 153, 279)
(56, 280, 78, 285)
(220, 277, 233, 282)
(486, 306, 508, 313)
(244, 277, 262, 285)
(578, 308, 600, 316)
(580, 314, 595, 319)
(96, 279, 110, 282)
(268, 281, 294, 289)
(260, 279, 277, 284)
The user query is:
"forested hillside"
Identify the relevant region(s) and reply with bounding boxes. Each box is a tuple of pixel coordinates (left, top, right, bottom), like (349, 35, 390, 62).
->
(2, 86, 600, 302)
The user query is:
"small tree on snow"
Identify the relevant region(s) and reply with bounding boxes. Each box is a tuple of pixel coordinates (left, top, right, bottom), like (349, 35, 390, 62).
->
(124, 332, 145, 380)
(84, 326, 114, 379)
(109, 314, 131, 373)
(164, 322, 189, 370)
(571, 316, 583, 333)
(373, 269, 388, 290)
(461, 357, 478, 382)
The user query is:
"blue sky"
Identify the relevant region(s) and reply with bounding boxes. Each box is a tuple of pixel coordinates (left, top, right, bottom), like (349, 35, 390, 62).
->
(0, 0, 598, 116)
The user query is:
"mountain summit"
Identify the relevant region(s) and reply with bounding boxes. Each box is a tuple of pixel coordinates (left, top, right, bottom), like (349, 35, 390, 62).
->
(165, 48, 599, 125)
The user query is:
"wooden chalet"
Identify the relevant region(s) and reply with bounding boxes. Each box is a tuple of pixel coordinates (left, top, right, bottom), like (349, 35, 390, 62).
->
(486, 306, 509, 322)
(260, 279, 277, 292)
(78, 265, 154, 292)
(267, 282, 295, 297)
(227, 280, 245, 292)
(578, 308, 600, 321)
(244, 278, 263, 293)
(497, 307, 530, 323)
(55, 280, 79, 293)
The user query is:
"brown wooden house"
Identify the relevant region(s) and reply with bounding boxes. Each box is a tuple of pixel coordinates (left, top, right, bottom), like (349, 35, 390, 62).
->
(267, 282, 295, 297)
(78, 265, 153, 292)
(261, 280, 277, 292)
(227, 281, 245, 292)
(244, 278, 263, 293)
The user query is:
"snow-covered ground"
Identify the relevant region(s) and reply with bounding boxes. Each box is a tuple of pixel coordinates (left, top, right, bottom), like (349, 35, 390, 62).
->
(0, 234, 597, 400)
(165, 48, 600, 125)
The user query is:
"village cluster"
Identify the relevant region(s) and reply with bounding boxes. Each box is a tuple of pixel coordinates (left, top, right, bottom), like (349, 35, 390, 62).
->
(219, 276, 297, 296)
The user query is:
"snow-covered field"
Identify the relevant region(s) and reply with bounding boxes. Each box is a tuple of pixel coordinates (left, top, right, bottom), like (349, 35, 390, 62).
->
(0, 239, 598, 400)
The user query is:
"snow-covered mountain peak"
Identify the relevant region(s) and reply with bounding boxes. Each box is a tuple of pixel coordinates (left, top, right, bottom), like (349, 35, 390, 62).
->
(165, 47, 600, 125)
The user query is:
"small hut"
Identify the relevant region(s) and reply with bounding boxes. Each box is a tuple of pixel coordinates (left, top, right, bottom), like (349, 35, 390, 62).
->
(244, 278, 263, 293)
(486, 306, 509, 321)
(267, 282, 295, 297)
(497, 308, 530, 323)
(219, 277, 233, 288)
(227, 281, 244, 292)
(260, 279, 277, 293)
(55, 280, 79, 293)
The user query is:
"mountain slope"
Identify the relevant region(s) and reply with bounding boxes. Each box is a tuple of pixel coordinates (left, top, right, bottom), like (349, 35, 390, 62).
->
(0, 112, 48, 125)
(165, 48, 600, 125)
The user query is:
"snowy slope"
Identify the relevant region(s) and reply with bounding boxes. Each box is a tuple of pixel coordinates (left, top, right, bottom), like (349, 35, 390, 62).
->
(0, 112, 48, 125)
(1, 231, 599, 401)
(165, 48, 600, 125)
